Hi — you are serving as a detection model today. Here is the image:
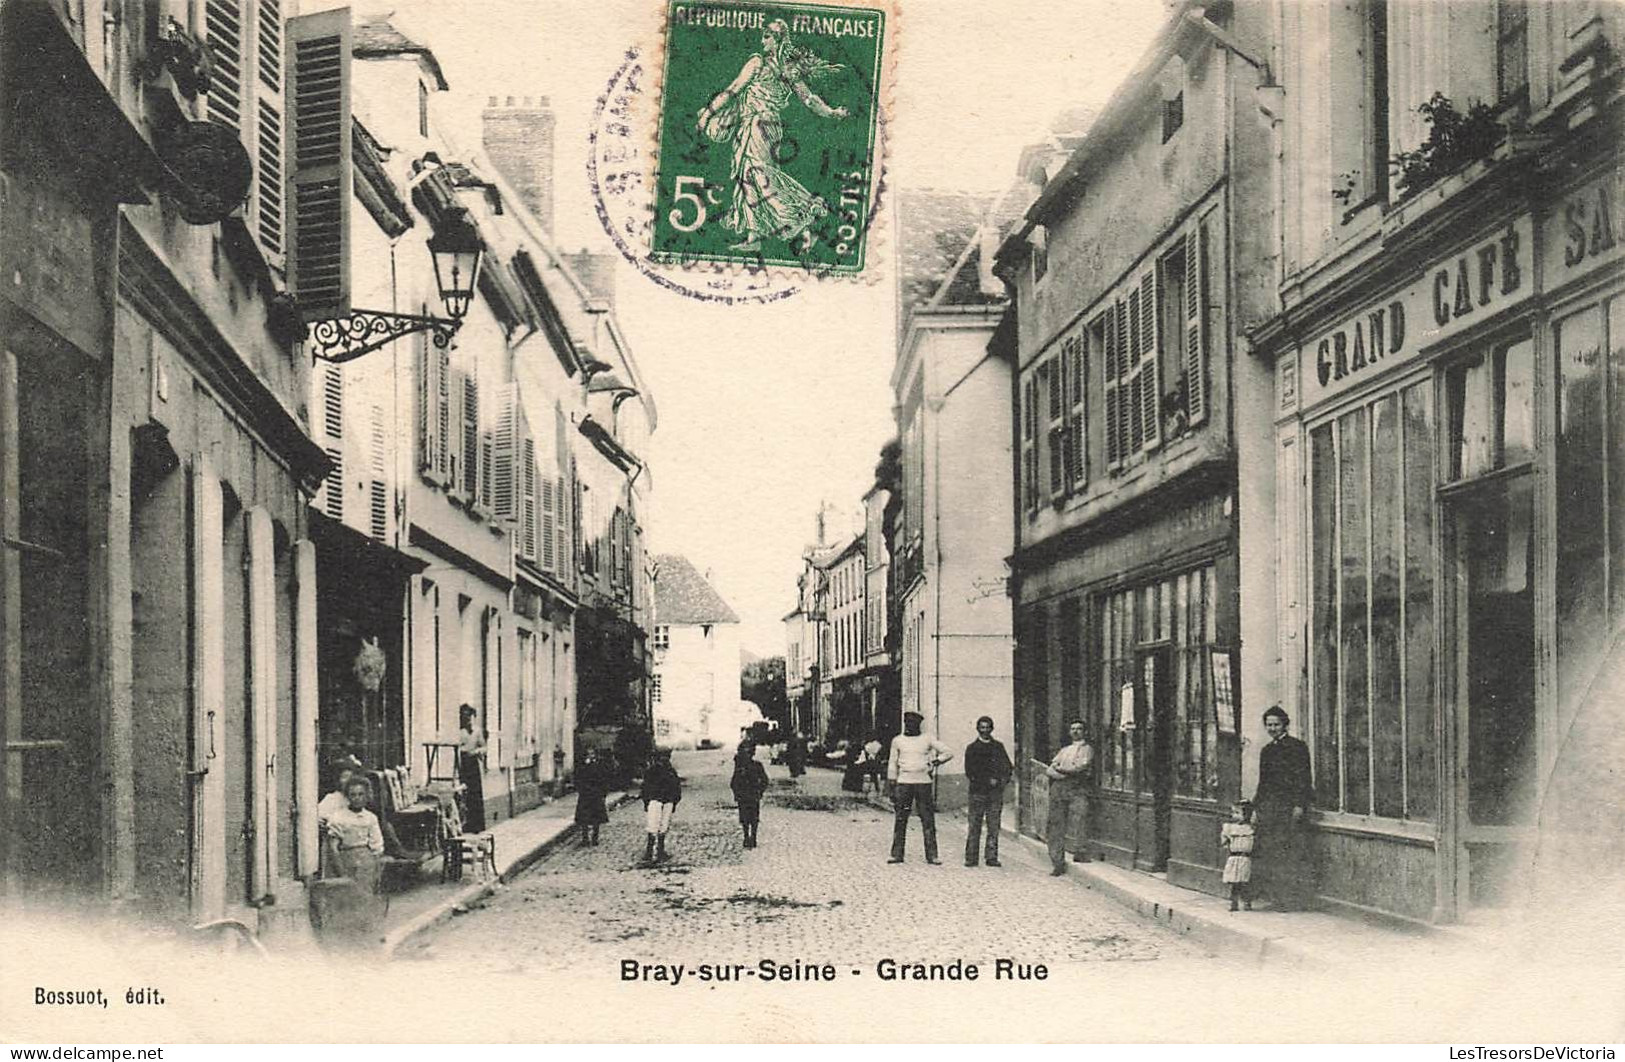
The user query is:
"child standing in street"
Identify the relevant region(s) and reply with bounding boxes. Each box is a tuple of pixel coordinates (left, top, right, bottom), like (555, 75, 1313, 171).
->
(639, 749, 682, 865)
(1221, 801, 1256, 911)
(731, 741, 770, 848)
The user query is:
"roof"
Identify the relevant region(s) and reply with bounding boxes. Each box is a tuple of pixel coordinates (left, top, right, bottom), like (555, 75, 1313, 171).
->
(896, 189, 990, 313)
(652, 554, 740, 626)
(353, 15, 449, 90)
(925, 182, 1030, 310)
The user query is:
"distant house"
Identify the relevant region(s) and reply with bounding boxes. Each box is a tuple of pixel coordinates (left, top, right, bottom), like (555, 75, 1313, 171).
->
(651, 555, 741, 748)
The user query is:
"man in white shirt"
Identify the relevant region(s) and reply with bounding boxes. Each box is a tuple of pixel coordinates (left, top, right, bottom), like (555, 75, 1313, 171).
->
(1045, 720, 1094, 876)
(887, 711, 954, 864)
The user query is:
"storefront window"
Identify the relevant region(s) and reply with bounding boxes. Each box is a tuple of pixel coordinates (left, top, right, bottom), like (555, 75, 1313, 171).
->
(1308, 380, 1436, 819)
(1446, 338, 1534, 480)
(1096, 565, 1218, 798)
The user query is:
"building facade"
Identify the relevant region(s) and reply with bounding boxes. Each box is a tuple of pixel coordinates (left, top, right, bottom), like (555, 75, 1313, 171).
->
(892, 190, 1017, 808)
(996, 1, 1277, 892)
(650, 554, 741, 748)
(1251, 0, 1625, 922)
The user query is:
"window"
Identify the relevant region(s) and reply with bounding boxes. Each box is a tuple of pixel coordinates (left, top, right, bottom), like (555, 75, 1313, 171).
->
(1021, 372, 1039, 514)
(1308, 379, 1436, 819)
(1046, 356, 1066, 499)
(1445, 338, 1534, 481)
(1364, 0, 1389, 202)
(653, 625, 670, 651)
(650, 673, 662, 704)
(1096, 566, 1219, 797)
(1162, 91, 1184, 143)
(1032, 226, 1048, 284)
(1497, 0, 1529, 105)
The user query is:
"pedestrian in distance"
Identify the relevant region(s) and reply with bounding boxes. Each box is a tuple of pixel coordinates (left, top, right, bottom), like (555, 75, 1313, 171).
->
(1252, 705, 1315, 910)
(1045, 720, 1094, 875)
(1221, 801, 1256, 911)
(731, 741, 771, 848)
(887, 711, 953, 865)
(574, 749, 610, 846)
(639, 748, 683, 865)
(863, 731, 885, 795)
(784, 730, 808, 779)
(963, 716, 1013, 867)
(458, 704, 487, 833)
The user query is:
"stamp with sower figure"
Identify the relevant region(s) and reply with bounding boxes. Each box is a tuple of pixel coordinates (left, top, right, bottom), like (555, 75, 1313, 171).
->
(652, 1, 887, 274)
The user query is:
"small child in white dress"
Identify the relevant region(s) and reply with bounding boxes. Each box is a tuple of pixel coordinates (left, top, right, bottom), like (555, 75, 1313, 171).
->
(1220, 801, 1255, 912)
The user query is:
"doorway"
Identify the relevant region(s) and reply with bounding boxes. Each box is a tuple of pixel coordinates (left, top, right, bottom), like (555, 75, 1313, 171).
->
(1135, 645, 1173, 872)
(1446, 473, 1538, 911)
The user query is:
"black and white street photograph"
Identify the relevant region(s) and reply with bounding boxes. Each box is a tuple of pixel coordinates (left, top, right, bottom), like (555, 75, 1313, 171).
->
(1, 0, 1624, 1047)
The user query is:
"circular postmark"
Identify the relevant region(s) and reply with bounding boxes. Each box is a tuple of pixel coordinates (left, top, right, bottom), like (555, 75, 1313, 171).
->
(589, 48, 801, 305)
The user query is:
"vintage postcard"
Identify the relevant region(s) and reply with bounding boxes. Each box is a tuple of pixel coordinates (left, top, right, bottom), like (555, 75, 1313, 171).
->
(2, 0, 1623, 1048)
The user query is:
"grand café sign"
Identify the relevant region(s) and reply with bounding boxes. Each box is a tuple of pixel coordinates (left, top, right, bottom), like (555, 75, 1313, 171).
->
(1300, 213, 1535, 409)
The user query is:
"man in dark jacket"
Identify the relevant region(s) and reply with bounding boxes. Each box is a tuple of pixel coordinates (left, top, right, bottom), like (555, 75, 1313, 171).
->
(1252, 705, 1315, 910)
(639, 749, 683, 865)
(963, 716, 1014, 867)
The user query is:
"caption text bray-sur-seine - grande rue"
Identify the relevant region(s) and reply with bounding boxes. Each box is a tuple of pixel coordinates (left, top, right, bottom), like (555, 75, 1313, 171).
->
(620, 958, 1047, 985)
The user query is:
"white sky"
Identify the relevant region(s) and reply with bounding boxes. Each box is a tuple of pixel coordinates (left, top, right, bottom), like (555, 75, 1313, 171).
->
(352, 0, 1164, 654)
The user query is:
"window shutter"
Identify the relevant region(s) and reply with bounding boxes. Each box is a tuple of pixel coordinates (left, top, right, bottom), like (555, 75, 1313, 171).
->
(1068, 331, 1087, 489)
(1116, 300, 1132, 464)
(322, 445, 343, 521)
(205, 0, 245, 134)
(369, 404, 387, 541)
(446, 367, 465, 494)
(1185, 223, 1207, 427)
(322, 363, 343, 440)
(462, 373, 480, 500)
(1047, 356, 1066, 499)
(255, 100, 284, 259)
(480, 435, 495, 513)
(285, 9, 351, 320)
(435, 344, 451, 480)
(555, 405, 571, 587)
(490, 384, 519, 523)
(416, 329, 440, 474)
(1138, 270, 1161, 452)
(521, 436, 538, 562)
(541, 477, 557, 573)
(257, 0, 282, 91)
(1103, 306, 1120, 467)
(570, 456, 582, 576)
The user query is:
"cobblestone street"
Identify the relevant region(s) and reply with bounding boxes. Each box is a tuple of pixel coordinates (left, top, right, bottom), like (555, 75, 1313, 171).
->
(401, 749, 1208, 977)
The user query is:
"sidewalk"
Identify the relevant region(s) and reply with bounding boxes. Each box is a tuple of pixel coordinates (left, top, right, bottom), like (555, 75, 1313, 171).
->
(850, 774, 1473, 971)
(379, 790, 632, 957)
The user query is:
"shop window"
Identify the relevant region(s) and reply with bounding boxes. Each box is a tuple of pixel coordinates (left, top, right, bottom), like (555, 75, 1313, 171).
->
(1445, 337, 1534, 481)
(1096, 566, 1218, 798)
(1555, 299, 1625, 718)
(1308, 380, 1437, 819)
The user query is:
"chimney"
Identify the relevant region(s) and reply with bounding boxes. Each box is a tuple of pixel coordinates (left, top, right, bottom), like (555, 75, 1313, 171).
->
(566, 250, 617, 306)
(481, 95, 556, 234)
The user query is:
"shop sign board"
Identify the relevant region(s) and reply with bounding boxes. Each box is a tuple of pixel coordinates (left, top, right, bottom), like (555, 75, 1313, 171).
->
(0, 171, 105, 355)
(1545, 167, 1623, 289)
(1299, 214, 1535, 410)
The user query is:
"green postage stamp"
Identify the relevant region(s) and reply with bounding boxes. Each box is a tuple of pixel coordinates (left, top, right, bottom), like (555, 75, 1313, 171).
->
(652, 1, 888, 274)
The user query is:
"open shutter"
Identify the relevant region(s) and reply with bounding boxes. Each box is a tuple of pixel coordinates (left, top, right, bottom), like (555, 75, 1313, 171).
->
(416, 329, 440, 474)
(555, 405, 571, 586)
(446, 367, 465, 495)
(1068, 331, 1087, 489)
(540, 478, 557, 573)
(490, 384, 519, 523)
(205, 0, 245, 134)
(1138, 270, 1161, 452)
(462, 373, 480, 500)
(285, 9, 351, 320)
(321, 363, 343, 440)
(1103, 306, 1120, 468)
(322, 445, 343, 521)
(435, 344, 451, 480)
(1047, 358, 1065, 499)
(1184, 222, 1207, 427)
(521, 436, 538, 562)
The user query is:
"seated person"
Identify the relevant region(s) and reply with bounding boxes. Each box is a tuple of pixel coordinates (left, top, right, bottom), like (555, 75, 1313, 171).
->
(323, 775, 384, 893)
(317, 756, 366, 830)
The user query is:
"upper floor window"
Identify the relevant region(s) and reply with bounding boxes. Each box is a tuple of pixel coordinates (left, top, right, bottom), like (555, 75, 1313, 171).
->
(1497, 0, 1529, 106)
(1032, 226, 1048, 285)
(1162, 92, 1184, 143)
(652, 625, 670, 651)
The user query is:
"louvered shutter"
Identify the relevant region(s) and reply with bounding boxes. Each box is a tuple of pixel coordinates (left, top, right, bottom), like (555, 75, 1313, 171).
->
(461, 373, 480, 500)
(285, 9, 351, 320)
(253, 0, 284, 261)
(1048, 355, 1066, 499)
(322, 363, 342, 440)
(540, 478, 557, 573)
(555, 405, 571, 586)
(490, 384, 519, 523)
(1184, 223, 1207, 427)
(1068, 331, 1087, 488)
(1104, 306, 1120, 467)
(521, 436, 538, 562)
(205, 0, 245, 134)
(323, 445, 343, 521)
(1021, 374, 1037, 511)
(570, 456, 582, 577)
(435, 344, 451, 480)
(480, 435, 495, 513)
(446, 367, 466, 494)
(1139, 270, 1161, 451)
(416, 329, 441, 474)
(368, 404, 387, 541)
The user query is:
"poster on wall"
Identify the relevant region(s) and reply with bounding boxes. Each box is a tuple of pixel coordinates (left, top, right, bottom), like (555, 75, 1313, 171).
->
(1211, 648, 1237, 734)
(1118, 682, 1136, 730)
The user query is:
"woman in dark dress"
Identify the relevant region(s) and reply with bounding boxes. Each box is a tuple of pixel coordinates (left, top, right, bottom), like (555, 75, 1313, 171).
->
(458, 704, 487, 833)
(574, 749, 610, 845)
(784, 731, 808, 778)
(1251, 705, 1315, 911)
(731, 742, 771, 848)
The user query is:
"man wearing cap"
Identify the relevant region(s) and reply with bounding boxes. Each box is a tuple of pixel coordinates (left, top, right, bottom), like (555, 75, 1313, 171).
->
(887, 711, 953, 865)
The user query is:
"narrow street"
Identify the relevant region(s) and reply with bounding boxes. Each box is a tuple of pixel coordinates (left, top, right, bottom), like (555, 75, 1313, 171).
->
(400, 748, 1210, 976)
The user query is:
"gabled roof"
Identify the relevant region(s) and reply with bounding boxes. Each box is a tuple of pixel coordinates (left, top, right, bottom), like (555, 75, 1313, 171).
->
(353, 15, 449, 90)
(652, 554, 740, 626)
(897, 189, 990, 314)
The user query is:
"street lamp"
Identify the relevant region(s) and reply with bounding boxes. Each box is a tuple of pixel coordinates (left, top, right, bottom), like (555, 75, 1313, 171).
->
(309, 209, 485, 364)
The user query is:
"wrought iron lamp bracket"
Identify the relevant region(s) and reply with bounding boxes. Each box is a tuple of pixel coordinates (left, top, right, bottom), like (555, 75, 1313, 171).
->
(308, 309, 461, 364)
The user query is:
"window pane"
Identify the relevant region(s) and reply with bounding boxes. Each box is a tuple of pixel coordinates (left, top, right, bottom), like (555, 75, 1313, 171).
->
(1311, 423, 1342, 809)
(1403, 382, 1437, 821)
(1371, 395, 1405, 818)
(1340, 407, 1371, 813)
(1556, 307, 1608, 717)
(1501, 338, 1535, 467)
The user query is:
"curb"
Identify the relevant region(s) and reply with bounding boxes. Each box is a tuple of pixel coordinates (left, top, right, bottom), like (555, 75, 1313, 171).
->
(380, 791, 635, 958)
